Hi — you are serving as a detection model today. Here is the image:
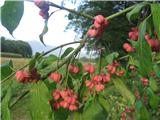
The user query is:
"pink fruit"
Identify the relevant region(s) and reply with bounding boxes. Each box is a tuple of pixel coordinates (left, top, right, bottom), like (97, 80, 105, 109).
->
(87, 29, 98, 38)
(93, 75, 103, 82)
(116, 70, 124, 76)
(68, 64, 80, 74)
(49, 72, 62, 83)
(69, 104, 78, 111)
(94, 15, 105, 25)
(84, 64, 95, 74)
(15, 70, 29, 82)
(95, 83, 105, 92)
(102, 74, 111, 83)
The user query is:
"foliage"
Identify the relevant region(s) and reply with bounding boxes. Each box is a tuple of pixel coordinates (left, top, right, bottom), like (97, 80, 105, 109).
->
(1, 1, 160, 120)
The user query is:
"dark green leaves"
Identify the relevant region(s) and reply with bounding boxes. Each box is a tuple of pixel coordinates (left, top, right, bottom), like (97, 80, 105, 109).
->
(1, 1, 24, 35)
(61, 47, 74, 59)
(126, 3, 146, 23)
(136, 19, 152, 76)
(29, 81, 53, 120)
(39, 20, 48, 46)
(151, 4, 160, 39)
(1, 60, 13, 80)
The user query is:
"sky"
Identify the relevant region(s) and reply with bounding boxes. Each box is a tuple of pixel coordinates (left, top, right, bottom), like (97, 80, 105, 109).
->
(0, 0, 85, 54)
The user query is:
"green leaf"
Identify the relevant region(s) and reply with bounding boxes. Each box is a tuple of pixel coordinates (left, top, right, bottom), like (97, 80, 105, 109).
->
(37, 55, 58, 70)
(105, 52, 119, 64)
(67, 112, 82, 120)
(153, 64, 160, 78)
(149, 77, 158, 92)
(1, 60, 13, 80)
(151, 4, 160, 39)
(136, 19, 152, 76)
(82, 100, 107, 120)
(135, 100, 143, 112)
(29, 52, 41, 70)
(1, 87, 12, 120)
(128, 55, 139, 67)
(98, 96, 110, 113)
(1, 1, 24, 35)
(29, 81, 53, 120)
(44, 55, 58, 64)
(113, 78, 135, 104)
(139, 106, 150, 120)
(147, 88, 159, 109)
(126, 3, 146, 23)
(61, 47, 74, 59)
(54, 108, 70, 120)
(39, 20, 48, 46)
(149, 94, 159, 109)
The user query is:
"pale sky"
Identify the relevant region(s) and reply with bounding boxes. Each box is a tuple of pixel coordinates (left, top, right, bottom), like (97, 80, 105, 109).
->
(0, 0, 81, 48)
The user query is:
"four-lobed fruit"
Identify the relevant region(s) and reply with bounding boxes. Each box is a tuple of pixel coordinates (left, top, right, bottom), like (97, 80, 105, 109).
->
(123, 43, 135, 53)
(140, 77, 149, 86)
(49, 72, 62, 83)
(128, 27, 138, 41)
(84, 63, 95, 74)
(68, 64, 80, 74)
(16, 70, 29, 82)
(87, 15, 109, 39)
(52, 89, 78, 111)
(15, 68, 40, 83)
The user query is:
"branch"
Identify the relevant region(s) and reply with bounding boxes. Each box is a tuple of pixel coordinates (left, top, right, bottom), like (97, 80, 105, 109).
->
(41, 37, 87, 79)
(106, 5, 135, 20)
(1, 2, 136, 84)
(24, 0, 94, 20)
(1, 41, 81, 84)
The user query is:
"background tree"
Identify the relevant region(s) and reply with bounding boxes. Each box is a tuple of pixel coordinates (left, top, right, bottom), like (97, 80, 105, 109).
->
(1, 37, 32, 57)
(66, 1, 138, 55)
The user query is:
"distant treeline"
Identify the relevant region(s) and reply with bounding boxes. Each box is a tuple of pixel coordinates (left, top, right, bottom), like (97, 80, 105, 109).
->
(1, 37, 32, 57)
